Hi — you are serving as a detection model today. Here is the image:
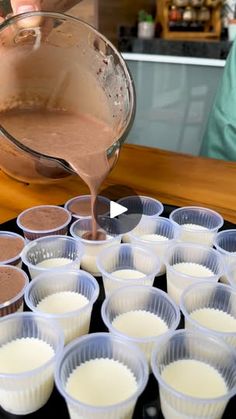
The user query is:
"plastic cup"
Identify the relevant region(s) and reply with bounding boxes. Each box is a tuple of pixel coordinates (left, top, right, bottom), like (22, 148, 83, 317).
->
(64, 195, 110, 220)
(169, 206, 224, 246)
(17, 205, 72, 241)
(55, 332, 149, 419)
(21, 235, 84, 279)
(214, 230, 236, 284)
(117, 196, 164, 243)
(96, 243, 160, 296)
(101, 285, 180, 367)
(70, 217, 121, 276)
(180, 281, 236, 349)
(0, 312, 64, 415)
(25, 270, 99, 344)
(165, 243, 224, 305)
(227, 262, 236, 289)
(128, 217, 179, 274)
(151, 330, 236, 419)
(0, 231, 25, 267)
(0, 265, 29, 316)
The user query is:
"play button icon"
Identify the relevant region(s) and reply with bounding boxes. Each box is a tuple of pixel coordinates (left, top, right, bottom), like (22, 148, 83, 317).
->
(110, 201, 128, 218)
(95, 185, 143, 235)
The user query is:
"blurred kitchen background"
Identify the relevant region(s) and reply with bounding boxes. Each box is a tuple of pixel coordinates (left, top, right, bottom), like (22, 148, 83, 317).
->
(1, 0, 235, 157)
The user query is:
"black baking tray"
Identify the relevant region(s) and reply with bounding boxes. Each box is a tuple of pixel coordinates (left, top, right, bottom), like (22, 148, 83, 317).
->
(0, 204, 235, 419)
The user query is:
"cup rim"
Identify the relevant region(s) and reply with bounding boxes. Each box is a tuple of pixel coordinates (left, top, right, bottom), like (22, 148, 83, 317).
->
(151, 329, 236, 403)
(0, 231, 25, 265)
(0, 265, 29, 309)
(213, 229, 236, 255)
(128, 216, 180, 244)
(96, 243, 161, 282)
(64, 195, 110, 219)
(54, 332, 149, 412)
(0, 312, 64, 379)
(20, 234, 84, 271)
(164, 242, 225, 279)
(70, 217, 122, 244)
(117, 195, 164, 217)
(101, 285, 180, 343)
(180, 280, 236, 337)
(227, 261, 236, 287)
(169, 206, 224, 232)
(24, 269, 99, 319)
(16, 205, 72, 234)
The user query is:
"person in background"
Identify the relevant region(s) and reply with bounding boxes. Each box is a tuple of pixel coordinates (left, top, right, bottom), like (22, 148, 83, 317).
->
(0, 1, 81, 22)
(200, 39, 236, 162)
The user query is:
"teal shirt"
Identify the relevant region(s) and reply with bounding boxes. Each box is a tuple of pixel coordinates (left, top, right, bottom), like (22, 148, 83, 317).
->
(200, 40, 236, 162)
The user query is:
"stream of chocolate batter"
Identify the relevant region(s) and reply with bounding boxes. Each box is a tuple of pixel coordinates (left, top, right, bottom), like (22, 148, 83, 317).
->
(1, 109, 115, 239)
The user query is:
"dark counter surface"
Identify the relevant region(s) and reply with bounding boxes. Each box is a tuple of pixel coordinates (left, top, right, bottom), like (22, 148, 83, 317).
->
(118, 37, 232, 60)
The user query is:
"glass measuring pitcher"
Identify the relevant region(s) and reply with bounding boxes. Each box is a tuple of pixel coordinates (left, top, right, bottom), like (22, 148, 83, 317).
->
(0, 12, 135, 183)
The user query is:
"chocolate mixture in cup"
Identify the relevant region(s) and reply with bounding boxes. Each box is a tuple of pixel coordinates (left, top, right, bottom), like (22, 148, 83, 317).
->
(0, 265, 29, 316)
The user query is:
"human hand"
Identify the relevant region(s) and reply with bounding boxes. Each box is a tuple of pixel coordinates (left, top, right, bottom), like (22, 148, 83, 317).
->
(0, 1, 80, 23)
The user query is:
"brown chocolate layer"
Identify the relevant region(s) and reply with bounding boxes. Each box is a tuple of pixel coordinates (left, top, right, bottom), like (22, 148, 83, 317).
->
(0, 266, 26, 306)
(0, 236, 24, 262)
(82, 231, 106, 241)
(19, 206, 69, 231)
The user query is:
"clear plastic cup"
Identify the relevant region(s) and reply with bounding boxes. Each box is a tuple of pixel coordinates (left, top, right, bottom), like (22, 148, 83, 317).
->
(0, 312, 64, 415)
(101, 285, 180, 367)
(0, 265, 29, 316)
(24, 270, 99, 344)
(17, 205, 72, 241)
(55, 332, 149, 419)
(165, 243, 224, 305)
(64, 195, 110, 220)
(180, 281, 236, 349)
(169, 206, 224, 246)
(21, 235, 84, 279)
(214, 230, 236, 279)
(117, 196, 164, 243)
(96, 243, 160, 296)
(128, 217, 179, 274)
(70, 217, 121, 276)
(0, 231, 25, 267)
(151, 330, 236, 419)
(227, 262, 236, 289)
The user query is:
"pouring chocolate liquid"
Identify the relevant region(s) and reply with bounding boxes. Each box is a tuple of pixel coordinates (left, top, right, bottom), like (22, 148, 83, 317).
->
(0, 12, 135, 239)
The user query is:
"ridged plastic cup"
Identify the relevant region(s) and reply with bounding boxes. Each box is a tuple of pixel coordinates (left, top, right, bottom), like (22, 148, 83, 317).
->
(0, 231, 25, 268)
(17, 205, 72, 241)
(21, 235, 84, 279)
(70, 217, 121, 276)
(117, 196, 164, 243)
(169, 206, 224, 246)
(214, 230, 236, 283)
(55, 332, 149, 419)
(24, 270, 99, 344)
(151, 330, 236, 419)
(128, 217, 179, 274)
(64, 195, 110, 220)
(0, 266, 29, 316)
(165, 243, 224, 305)
(227, 262, 236, 289)
(180, 281, 236, 349)
(0, 312, 64, 415)
(101, 285, 180, 367)
(96, 243, 160, 296)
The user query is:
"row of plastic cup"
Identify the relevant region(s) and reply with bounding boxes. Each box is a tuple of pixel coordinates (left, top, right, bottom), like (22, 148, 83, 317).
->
(1, 311, 236, 419)
(14, 199, 229, 251)
(18, 237, 236, 302)
(11, 199, 236, 279)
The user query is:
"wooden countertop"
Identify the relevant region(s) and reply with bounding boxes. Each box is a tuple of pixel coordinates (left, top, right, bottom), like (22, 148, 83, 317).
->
(0, 144, 235, 224)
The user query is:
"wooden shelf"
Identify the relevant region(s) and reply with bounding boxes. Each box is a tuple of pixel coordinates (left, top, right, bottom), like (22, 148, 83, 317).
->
(156, 0, 222, 40)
